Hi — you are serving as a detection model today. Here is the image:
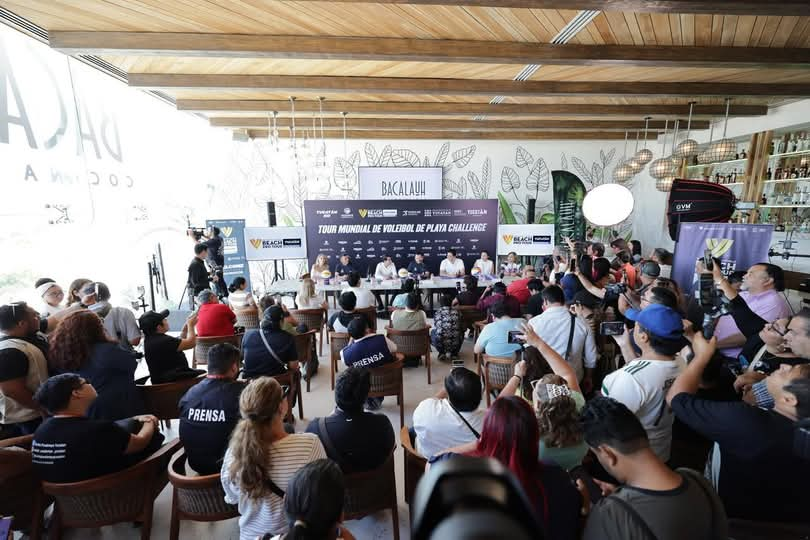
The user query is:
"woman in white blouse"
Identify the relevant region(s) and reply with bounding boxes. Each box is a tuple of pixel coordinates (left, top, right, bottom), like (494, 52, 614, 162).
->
(295, 277, 327, 310)
(228, 277, 256, 309)
(374, 255, 398, 281)
(310, 253, 330, 280)
(500, 251, 521, 276)
(472, 250, 495, 275)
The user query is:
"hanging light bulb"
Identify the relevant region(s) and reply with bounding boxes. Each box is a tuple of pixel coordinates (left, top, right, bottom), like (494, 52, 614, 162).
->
(613, 132, 634, 183)
(656, 175, 675, 192)
(674, 102, 699, 158)
(706, 98, 736, 163)
(625, 131, 643, 174)
(649, 120, 675, 179)
(635, 117, 653, 165)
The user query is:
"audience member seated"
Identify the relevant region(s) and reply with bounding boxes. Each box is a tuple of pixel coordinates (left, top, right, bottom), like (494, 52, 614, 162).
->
(229, 277, 257, 309)
(341, 317, 398, 370)
(391, 278, 416, 309)
(506, 266, 536, 305)
(140, 309, 205, 383)
(31, 373, 163, 483)
(472, 250, 495, 275)
(34, 278, 64, 317)
(431, 293, 463, 362)
(650, 248, 673, 278)
(328, 292, 369, 333)
(412, 367, 485, 458)
(500, 251, 521, 276)
(711, 262, 790, 359)
(306, 367, 394, 473)
(264, 459, 354, 540)
(66, 277, 91, 307)
(601, 305, 683, 462)
(391, 293, 428, 331)
(526, 278, 544, 317)
(474, 302, 523, 358)
(476, 281, 520, 319)
(431, 396, 581, 540)
(179, 343, 245, 475)
(439, 249, 465, 278)
(581, 397, 727, 540)
(221, 377, 326, 539)
(528, 285, 597, 393)
(196, 289, 237, 337)
(667, 320, 810, 523)
(345, 272, 376, 310)
(0, 302, 48, 438)
(49, 310, 144, 420)
(310, 253, 331, 279)
(243, 306, 299, 378)
(83, 281, 142, 350)
(259, 295, 300, 334)
(295, 277, 327, 310)
(452, 275, 480, 307)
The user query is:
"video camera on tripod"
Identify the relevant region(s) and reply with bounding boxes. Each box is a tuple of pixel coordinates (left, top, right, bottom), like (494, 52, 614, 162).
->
(696, 250, 731, 339)
(186, 215, 207, 242)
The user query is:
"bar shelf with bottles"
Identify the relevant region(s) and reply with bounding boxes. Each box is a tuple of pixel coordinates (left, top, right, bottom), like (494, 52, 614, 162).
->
(759, 133, 810, 209)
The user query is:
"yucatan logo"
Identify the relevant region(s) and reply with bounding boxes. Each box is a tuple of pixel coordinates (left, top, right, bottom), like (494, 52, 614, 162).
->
(705, 238, 734, 257)
(221, 227, 233, 237)
(249, 239, 262, 249)
(502, 234, 514, 244)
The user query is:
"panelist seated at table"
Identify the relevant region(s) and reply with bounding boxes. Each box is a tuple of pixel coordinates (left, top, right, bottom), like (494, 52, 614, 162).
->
(472, 250, 495, 276)
(439, 249, 465, 278)
(500, 251, 521, 277)
(374, 255, 398, 281)
(334, 254, 356, 282)
(406, 252, 431, 279)
(310, 253, 331, 280)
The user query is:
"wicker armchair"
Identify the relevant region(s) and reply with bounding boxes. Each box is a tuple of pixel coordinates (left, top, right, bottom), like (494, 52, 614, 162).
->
(193, 333, 243, 368)
(271, 368, 304, 421)
(343, 452, 400, 540)
(367, 360, 405, 427)
(0, 435, 45, 540)
(233, 307, 260, 329)
(290, 308, 326, 356)
(454, 305, 486, 337)
(42, 438, 182, 540)
(399, 426, 426, 511)
(386, 326, 432, 384)
(137, 375, 205, 429)
(355, 306, 378, 332)
(482, 353, 519, 407)
(168, 451, 239, 540)
(293, 329, 318, 392)
(329, 332, 351, 390)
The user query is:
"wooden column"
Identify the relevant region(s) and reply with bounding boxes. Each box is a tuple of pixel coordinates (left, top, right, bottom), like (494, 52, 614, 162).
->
(744, 130, 773, 223)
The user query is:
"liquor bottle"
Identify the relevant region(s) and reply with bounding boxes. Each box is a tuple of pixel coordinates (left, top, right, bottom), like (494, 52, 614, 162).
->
(791, 167, 799, 179)
(767, 167, 773, 180)
(731, 170, 738, 183)
(761, 193, 767, 205)
(775, 166, 783, 179)
(741, 149, 747, 159)
(714, 172, 721, 183)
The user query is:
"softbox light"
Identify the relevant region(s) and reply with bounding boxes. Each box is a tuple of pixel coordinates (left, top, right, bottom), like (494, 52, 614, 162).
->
(666, 178, 736, 241)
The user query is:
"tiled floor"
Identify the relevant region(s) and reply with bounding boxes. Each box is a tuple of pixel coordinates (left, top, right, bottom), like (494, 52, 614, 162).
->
(50, 320, 475, 540)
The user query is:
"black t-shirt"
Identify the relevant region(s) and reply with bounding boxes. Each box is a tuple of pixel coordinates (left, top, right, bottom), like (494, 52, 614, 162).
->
(671, 392, 810, 522)
(187, 257, 210, 294)
(205, 236, 224, 267)
(242, 328, 297, 378)
(305, 408, 394, 473)
(32, 417, 131, 483)
(407, 261, 429, 276)
(144, 333, 193, 384)
(179, 377, 245, 475)
(527, 293, 545, 317)
(455, 290, 480, 307)
(334, 262, 356, 277)
(0, 335, 49, 382)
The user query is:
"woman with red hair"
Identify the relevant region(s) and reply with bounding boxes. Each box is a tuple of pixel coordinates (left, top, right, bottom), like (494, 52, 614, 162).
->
(48, 310, 144, 420)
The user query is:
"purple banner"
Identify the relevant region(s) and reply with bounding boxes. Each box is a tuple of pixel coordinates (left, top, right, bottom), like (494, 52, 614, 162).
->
(672, 222, 773, 296)
(303, 199, 498, 276)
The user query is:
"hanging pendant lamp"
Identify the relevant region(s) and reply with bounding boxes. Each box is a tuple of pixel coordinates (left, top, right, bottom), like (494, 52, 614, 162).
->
(649, 120, 675, 179)
(626, 130, 643, 174)
(674, 102, 699, 158)
(613, 131, 635, 183)
(697, 119, 714, 164)
(635, 117, 653, 165)
(656, 121, 677, 192)
(706, 98, 736, 162)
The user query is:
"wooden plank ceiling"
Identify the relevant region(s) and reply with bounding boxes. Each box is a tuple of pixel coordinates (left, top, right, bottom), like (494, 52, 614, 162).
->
(2, 0, 810, 140)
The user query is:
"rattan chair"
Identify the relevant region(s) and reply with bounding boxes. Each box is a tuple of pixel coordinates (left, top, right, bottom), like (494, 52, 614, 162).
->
(193, 333, 243, 368)
(137, 375, 205, 429)
(0, 435, 45, 540)
(168, 451, 239, 540)
(343, 451, 400, 540)
(290, 308, 326, 356)
(482, 353, 518, 407)
(233, 307, 260, 329)
(399, 426, 426, 511)
(355, 306, 378, 332)
(329, 332, 351, 390)
(42, 439, 182, 540)
(293, 329, 318, 392)
(454, 305, 486, 337)
(272, 368, 304, 421)
(386, 326, 432, 384)
(367, 359, 405, 427)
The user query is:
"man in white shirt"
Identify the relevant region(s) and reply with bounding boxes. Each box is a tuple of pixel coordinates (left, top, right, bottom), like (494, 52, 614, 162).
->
(472, 250, 495, 276)
(527, 285, 597, 393)
(374, 255, 398, 281)
(412, 367, 486, 457)
(601, 304, 685, 462)
(439, 249, 465, 278)
(345, 272, 376, 309)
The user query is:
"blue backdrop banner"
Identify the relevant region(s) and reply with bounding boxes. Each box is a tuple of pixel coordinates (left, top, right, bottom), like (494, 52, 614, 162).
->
(672, 222, 773, 296)
(303, 199, 499, 276)
(206, 218, 250, 291)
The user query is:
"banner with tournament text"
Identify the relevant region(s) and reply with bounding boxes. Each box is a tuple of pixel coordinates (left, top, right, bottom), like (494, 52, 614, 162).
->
(206, 219, 250, 290)
(497, 224, 555, 256)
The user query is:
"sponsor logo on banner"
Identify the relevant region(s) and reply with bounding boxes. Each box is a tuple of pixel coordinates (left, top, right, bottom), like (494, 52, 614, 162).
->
(705, 238, 734, 257)
(467, 209, 488, 216)
(358, 208, 368, 218)
(249, 239, 262, 249)
(502, 234, 514, 244)
(675, 203, 693, 212)
(248, 238, 303, 249)
(402, 210, 422, 217)
(358, 208, 397, 219)
(221, 227, 233, 237)
(316, 209, 338, 218)
(503, 234, 551, 246)
(341, 208, 353, 218)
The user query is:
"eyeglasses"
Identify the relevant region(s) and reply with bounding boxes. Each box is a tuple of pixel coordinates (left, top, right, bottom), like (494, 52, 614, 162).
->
(768, 322, 787, 337)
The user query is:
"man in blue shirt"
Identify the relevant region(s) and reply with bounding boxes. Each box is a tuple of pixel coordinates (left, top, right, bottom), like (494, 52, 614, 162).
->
(407, 252, 431, 279)
(340, 317, 401, 410)
(334, 254, 356, 281)
(474, 301, 523, 357)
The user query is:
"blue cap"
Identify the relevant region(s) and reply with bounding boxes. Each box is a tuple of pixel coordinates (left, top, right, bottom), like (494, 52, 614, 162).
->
(624, 304, 684, 342)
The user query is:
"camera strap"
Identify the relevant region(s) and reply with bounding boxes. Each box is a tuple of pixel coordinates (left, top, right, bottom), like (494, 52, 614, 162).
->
(448, 401, 480, 439)
(259, 330, 288, 372)
(564, 313, 576, 363)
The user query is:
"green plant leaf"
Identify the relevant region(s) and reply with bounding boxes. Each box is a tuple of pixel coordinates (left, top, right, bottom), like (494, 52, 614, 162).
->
(498, 192, 517, 224)
(538, 213, 555, 224)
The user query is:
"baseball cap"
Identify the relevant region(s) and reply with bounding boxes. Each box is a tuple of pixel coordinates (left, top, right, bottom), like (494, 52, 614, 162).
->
(139, 309, 170, 333)
(571, 290, 600, 309)
(624, 304, 685, 343)
(641, 261, 661, 278)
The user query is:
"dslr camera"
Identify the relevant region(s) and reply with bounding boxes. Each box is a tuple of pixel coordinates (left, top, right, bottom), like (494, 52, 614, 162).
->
(696, 250, 730, 339)
(604, 283, 627, 296)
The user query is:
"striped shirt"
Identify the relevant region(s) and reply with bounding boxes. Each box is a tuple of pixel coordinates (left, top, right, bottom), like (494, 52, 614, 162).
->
(221, 433, 326, 539)
(229, 290, 255, 309)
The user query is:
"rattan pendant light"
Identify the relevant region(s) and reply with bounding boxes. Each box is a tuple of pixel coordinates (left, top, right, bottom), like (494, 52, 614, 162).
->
(635, 117, 653, 166)
(705, 98, 736, 163)
(649, 120, 675, 180)
(656, 121, 677, 192)
(626, 131, 643, 174)
(613, 132, 635, 183)
(674, 102, 699, 158)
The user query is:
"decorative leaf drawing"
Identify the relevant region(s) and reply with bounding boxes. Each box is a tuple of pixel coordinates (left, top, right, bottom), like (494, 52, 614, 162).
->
(481, 157, 492, 197)
(391, 148, 421, 167)
(561, 153, 568, 171)
(443, 177, 466, 199)
(434, 142, 450, 167)
(333, 157, 357, 192)
(600, 150, 606, 164)
(571, 157, 593, 187)
(516, 146, 534, 169)
(452, 145, 476, 168)
(349, 150, 361, 167)
(364, 143, 379, 166)
(442, 164, 453, 179)
(526, 158, 550, 193)
(424, 156, 430, 167)
(500, 166, 520, 192)
(592, 163, 603, 186)
(379, 145, 392, 167)
(602, 148, 616, 167)
(467, 171, 485, 199)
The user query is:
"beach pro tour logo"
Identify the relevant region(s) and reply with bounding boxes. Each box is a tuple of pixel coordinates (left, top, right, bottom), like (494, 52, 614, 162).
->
(502, 234, 514, 244)
(503, 234, 551, 246)
(249, 238, 303, 249)
(705, 238, 734, 257)
(249, 239, 262, 249)
(221, 227, 233, 237)
(358, 208, 368, 218)
(358, 208, 397, 218)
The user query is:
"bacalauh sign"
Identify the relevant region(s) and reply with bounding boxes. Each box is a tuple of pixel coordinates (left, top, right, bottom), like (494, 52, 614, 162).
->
(358, 167, 443, 200)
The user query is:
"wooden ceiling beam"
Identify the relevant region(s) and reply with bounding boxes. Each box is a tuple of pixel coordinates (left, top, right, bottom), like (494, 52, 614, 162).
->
(129, 74, 810, 98)
(49, 31, 810, 69)
(211, 116, 709, 130)
(290, 0, 810, 16)
(178, 100, 768, 117)
(243, 129, 629, 140)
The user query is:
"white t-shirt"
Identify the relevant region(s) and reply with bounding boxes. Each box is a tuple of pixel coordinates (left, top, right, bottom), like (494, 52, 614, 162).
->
(221, 433, 326, 540)
(295, 292, 326, 309)
(412, 397, 486, 458)
(375, 262, 398, 280)
(345, 285, 376, 309)
(601, 358, 683, 461)
(440, 258, 465, 277)
(473, 259, 495, 275)
(228, 290, 254, 309)
(102, 306, 141, 348)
